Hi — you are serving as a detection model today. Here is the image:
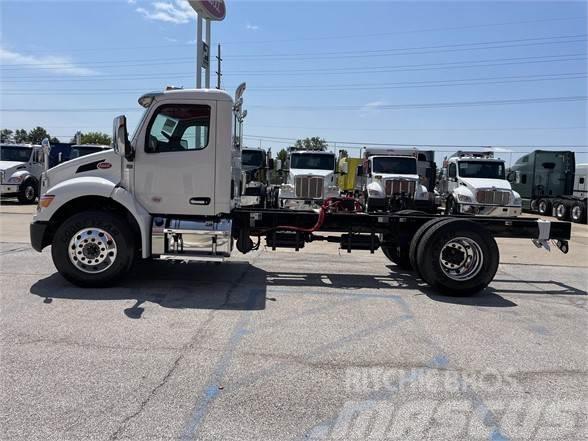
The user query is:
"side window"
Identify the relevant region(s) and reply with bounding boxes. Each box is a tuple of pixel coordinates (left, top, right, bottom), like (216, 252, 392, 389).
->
(32, 149, 42, 163)
(146, 104, 210, 153)
(580, 177, 585, 184)
(448, 163, 457, 178)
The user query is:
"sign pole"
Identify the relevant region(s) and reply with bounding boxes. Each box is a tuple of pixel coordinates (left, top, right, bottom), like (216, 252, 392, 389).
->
(205, 19, 211, 88)
(196, 14, 203, 88)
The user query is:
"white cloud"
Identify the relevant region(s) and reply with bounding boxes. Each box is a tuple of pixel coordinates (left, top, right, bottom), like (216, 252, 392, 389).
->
(0, 47, 97, 76)
(136, 0, 196, 24)
(246, 23, 260, 31)
(127, 0, 137, 4)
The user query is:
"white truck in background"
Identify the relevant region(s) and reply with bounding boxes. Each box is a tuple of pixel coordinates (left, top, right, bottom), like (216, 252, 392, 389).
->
(278, 150, 339, 209)
(0, 143, 45, 204)
(438, 151, 522, 217)
(358, 147, 437, 213)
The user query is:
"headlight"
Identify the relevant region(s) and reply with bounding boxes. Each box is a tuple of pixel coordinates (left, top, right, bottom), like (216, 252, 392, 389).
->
(457, 193, 473, 203)
(513, 196, 522, 206)
(7, 176, 23, 184)
(368, 189, 381, 196)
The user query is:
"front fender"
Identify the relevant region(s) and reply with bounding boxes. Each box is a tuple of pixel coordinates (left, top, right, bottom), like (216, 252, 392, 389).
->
(34, 176, 116, 222)
(111, 187, 152, 258)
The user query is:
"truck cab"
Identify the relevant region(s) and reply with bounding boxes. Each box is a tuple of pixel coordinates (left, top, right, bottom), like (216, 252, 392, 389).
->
(439, 151, 521, 216)
(359, 148, 435, 213)
(0, 143, 44, 204)
(278, 150, 339, 209)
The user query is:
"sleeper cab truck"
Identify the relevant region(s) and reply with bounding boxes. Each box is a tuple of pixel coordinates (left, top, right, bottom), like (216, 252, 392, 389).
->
(509, 150, 587, 223)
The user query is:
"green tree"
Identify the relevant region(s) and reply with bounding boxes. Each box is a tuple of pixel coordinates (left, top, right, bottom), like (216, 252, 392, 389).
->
(50, 137, 61, 144)
(292, 137, 328, 151)
(78, 132, 111, 145)
(28, 126, 51, 144)
(14, 129, 29, 143)
(276, 148, 288, 163)
(0, 129, 14, 142)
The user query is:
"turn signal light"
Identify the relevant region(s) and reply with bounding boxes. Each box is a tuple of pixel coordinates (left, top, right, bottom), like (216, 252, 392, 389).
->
(39, 195, 55, 208)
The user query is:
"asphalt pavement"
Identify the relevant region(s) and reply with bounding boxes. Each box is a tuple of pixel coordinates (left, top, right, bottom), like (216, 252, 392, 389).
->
(0, 200, 586, 440)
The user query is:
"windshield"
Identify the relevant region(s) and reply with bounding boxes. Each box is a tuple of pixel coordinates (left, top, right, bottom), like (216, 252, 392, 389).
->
(0, 146, 31, 162)
(458, 161, 505, 179)
(291, 153, 335, 170)
(242, 150, 264, 167)
(372, 156, 417, 174)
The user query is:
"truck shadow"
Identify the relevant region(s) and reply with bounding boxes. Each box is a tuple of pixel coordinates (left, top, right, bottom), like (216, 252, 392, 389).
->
(30, 261, 585, 315)
(29, 261, 269, 317)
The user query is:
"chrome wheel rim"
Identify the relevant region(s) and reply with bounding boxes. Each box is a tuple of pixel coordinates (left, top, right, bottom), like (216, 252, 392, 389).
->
(572, 205, 582, 220)
(439, 237, 484, 281)
(538, 201, 547, 213)
(24, 185, 35, 200)
(557, 204, 566, 217)
(68, 227, 117, 274)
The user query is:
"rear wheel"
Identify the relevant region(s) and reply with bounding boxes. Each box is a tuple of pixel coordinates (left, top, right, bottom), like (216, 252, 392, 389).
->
(409, 218, 453, 279)
(51, 211, 136, 287)
(555, 201, 569, 220)
(571, 202, 586, 223)
(415, 219, 499, 296)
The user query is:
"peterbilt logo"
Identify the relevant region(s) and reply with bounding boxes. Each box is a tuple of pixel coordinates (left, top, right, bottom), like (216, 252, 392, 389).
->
(97, 162, 112, 169)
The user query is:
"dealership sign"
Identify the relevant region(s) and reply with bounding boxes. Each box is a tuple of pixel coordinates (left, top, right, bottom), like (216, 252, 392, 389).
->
(188, 0, 226, 21)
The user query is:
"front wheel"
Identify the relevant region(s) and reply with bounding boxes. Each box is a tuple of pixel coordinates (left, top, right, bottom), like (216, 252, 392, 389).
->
(17, 179, 37, 204)
(51, 211, 136, 287)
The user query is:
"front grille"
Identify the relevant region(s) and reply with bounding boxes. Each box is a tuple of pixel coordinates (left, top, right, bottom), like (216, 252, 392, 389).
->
(385, 179, 416, 196)
(295, 176, 324, 199)
(476, 190, 510, 205)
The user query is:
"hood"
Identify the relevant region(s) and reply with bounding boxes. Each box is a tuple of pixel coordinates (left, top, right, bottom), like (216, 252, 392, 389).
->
(44, 150, 122, 192)
(0, 160, 26, 171)
(289, 168, 334, 178)
(459, 177, 512, 191)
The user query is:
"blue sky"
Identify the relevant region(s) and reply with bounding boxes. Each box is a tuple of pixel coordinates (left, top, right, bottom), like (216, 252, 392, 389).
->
(1, 0, 587, 165)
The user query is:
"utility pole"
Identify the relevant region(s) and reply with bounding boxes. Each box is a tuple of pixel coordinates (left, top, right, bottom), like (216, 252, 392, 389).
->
(216, 43, 222, 89)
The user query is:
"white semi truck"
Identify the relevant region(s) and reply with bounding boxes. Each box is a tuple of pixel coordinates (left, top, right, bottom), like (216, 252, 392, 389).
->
(0, 143, 45, 204)
(438, 151, 522, 217)
(277, 150, 339, 209)
(358, 148, 437, 213)
(30, 87, 572, 295)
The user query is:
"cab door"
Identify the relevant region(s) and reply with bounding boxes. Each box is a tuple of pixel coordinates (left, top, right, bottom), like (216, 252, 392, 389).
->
(133, 101, 217, 216)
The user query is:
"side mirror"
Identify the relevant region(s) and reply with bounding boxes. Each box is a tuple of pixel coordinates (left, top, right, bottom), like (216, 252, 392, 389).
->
(267, 158, 274, 170)
(112, 115, 133, 160)
(275, 159, 283, 171)
(356, 165, 363, 177)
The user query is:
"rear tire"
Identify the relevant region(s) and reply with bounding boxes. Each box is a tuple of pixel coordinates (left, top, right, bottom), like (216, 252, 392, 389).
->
(409, 218, 453, 280)
(571, 202, 586, 223)
(555, 201, 569, 220)
(51, 210, 136, 287)
(416, 219, 499, 296)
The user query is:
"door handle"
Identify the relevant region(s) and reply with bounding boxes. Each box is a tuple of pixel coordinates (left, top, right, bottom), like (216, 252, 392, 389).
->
(189, 197, 211, 206)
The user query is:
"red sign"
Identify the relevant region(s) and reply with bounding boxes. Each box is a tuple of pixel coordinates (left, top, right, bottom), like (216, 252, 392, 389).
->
(188, 0, 226, 21)
(97, 162, 112, 169)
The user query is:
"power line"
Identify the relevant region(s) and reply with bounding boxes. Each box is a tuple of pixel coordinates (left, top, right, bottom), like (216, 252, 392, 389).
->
(246, 125, 587, 133)
(3, 73, 586, 96)
(242, 135, 588, 149)
(2, 34, 585, 71)
(2, 53, 585, 83)
(2, 96, 586, 113)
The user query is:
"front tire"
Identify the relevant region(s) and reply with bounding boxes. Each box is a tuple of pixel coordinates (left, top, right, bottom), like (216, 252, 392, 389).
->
(17, 179, 37, 204)
(51, 211, 136, 287)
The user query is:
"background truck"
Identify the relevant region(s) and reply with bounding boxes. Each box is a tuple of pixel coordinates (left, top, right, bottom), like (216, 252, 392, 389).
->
(29, 87, 571, 296)
(508, 150, 587, 223)
(277, 149, 339, 209)
(357, 147, 437, 213)
(240, 147, 275, 208)
(437, 151, 522, 217)
(49, 143, 111, 168)
(0, 143, 44, 204)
